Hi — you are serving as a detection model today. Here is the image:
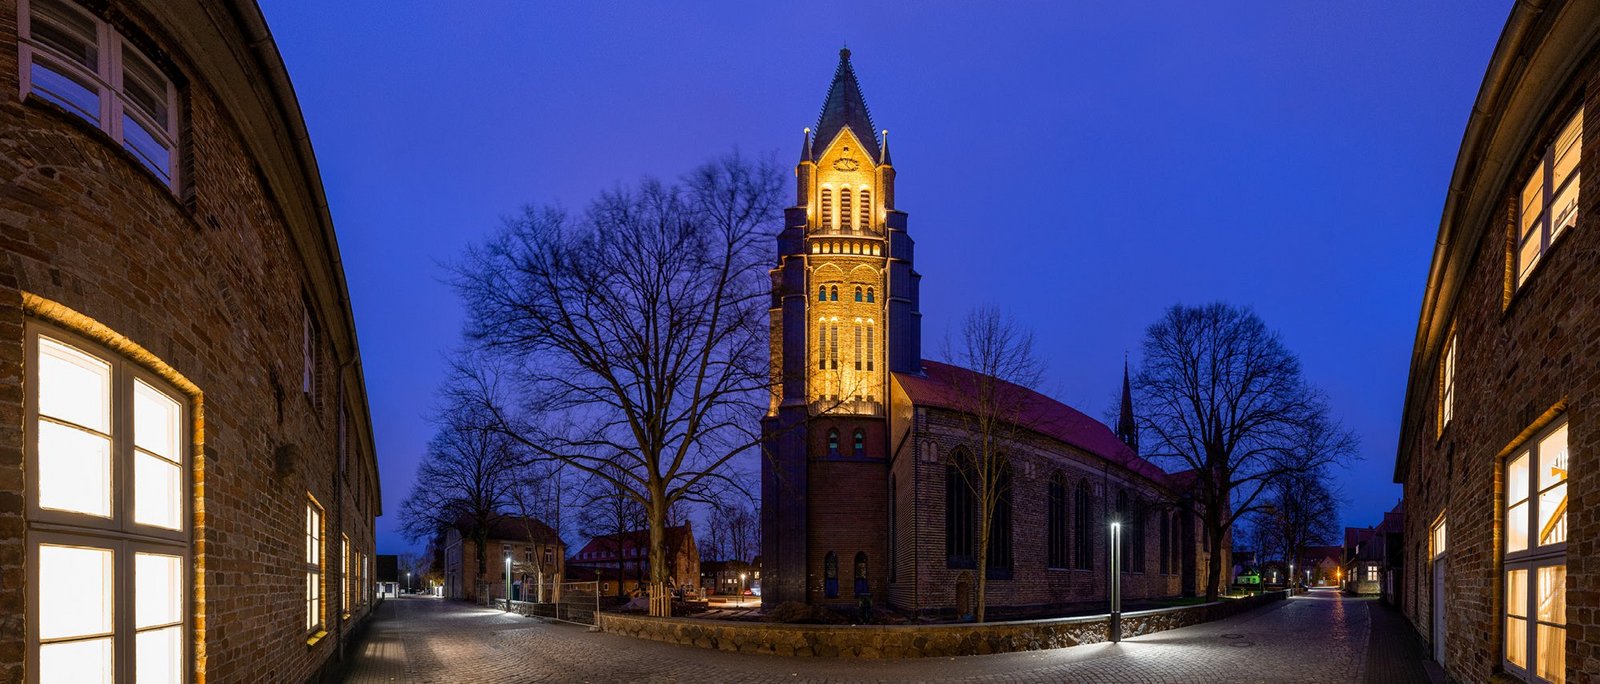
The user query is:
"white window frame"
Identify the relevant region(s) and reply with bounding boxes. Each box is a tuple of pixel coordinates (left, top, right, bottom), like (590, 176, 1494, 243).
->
(306, 496, 325, 637)
(1431, 515, 1447, 560)
(16, 0, 181, 189)
(1439, 332, 1455, 436)
(1503, 418, 1568, 683)
(24, 322, 191, 683)
(1515, 108, 1583, 290)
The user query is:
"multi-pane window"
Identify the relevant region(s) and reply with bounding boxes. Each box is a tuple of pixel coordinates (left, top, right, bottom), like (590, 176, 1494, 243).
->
(306, 498, 324, 634)
(18, 0, 180, 187)
(1431, 517, 1447, 560)
(1439, 333, 1455, 436)
(1047, 474, 1068, 569)
(853, 325, 862, 370)
(1516, 109, 1582, 289)
(829, 325, 838, 370)
(865, 326, 874, 372)
(342, 536, 350, 617)
(302, 299, 321, 401)
(945, 458, 975, 568)
(27, 324, 189, 682)
(1073, 480, 1093, 570)
(1504, 420, 1568, 683)
(859, 190, 871, 230)
(820, 188, 833, 229)
(1159, 511, 1171, 574)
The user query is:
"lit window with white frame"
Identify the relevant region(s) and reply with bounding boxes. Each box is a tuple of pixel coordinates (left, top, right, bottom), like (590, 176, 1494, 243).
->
(18, 0, 181, 187)
(342, 536, 350, 617)
(1439, 332, 1455, 435)
(1504, 419, 1568, 683)
(1516, 109, 1582, 289)
(306, 497, 324, 634)
(1431, 517, 1447, 560)
(26, 323, 190, 682)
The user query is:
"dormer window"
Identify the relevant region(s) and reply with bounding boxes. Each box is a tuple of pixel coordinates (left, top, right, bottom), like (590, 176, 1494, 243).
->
(20, 0, 181, 188)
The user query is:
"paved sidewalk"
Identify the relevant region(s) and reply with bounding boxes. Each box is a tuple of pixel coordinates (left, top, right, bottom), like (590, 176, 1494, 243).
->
(344, 589, 1433, 683)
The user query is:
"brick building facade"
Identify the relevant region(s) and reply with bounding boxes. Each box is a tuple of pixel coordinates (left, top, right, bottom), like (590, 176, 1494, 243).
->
(0, 0, 381, 681)
(761, 49, 1225, 617)
(568, 524, 699, 597)
(1394, 2, 1600, 681)
(442, 516, 563, 602)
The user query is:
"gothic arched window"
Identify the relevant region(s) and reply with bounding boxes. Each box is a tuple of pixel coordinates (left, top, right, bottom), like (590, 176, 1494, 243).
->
(859, 189, 871, 230)
(865, 326, 874, 371)
(855, 286, 863, 302)
(946, 452, 976, 568)
(1116, 491, 1132, 571)
(1048, 473, 1068, 569)
(820, 188, 833, 229)
(1074, 479, 1092, 570)
(1132, 498, 1147, 573)
(839, 188, 853, 231)
(986, 463, 1013, 577)
(853, 429, 865, 456)
(866, 287, 875, 303)
(854, 552, 869, 596)
(824, 551, 839, 598)
(818, 327, 826, 370)
(827, 429, 839, 453)
(818, 286, 827, 302)
(829, 286, 838, 301)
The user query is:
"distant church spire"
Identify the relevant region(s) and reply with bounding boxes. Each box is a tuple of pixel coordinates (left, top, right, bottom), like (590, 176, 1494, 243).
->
(1117, 356, 1138, 453)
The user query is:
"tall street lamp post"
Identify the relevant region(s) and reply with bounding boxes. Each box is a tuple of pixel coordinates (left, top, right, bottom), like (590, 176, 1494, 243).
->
(1110, 521, 1122, 643)
(505, 554, 513, 612)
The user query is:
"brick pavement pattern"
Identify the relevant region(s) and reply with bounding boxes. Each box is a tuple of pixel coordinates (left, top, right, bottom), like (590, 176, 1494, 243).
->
(345, 588, 1436, 683)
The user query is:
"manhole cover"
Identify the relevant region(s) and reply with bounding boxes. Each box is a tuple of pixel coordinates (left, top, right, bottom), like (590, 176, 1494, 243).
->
(1229, 641, 1254, 648)
(1221, 633, 1245, 639)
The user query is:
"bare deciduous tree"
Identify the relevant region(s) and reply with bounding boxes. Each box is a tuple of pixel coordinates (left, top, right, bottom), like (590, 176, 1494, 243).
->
(708, 502, 759, 564)
(1133, 303, 1357, 600)
(398, 403, 522, 595)
(1251, 467, 1341, 583)
(942, 306, 1044, 623)
(447, 152, 783, 615)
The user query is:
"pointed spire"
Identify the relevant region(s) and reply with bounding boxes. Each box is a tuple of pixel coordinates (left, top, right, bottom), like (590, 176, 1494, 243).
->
(800, 127, 813, 163)
(813, 47, 881, 162)
(1117, 355, 1139, 453)
(880, 129, 892, 166)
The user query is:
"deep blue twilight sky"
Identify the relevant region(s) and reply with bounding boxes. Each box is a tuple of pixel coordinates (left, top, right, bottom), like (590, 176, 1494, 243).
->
(258, 2, 1509, 556)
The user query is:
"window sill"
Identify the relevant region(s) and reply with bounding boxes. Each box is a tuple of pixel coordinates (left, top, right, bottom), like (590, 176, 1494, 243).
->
(306, 629, 328, 646)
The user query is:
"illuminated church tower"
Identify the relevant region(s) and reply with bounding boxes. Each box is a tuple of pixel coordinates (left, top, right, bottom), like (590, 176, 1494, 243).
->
(762, 48, 921, 606)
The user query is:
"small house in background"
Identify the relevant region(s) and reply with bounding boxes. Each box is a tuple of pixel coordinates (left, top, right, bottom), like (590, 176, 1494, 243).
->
(377, 554, 400, 598)
(442, 515, 565, 602)
(1298, 546, 1343, 586)
(568, 524, 700, 597)
(701, 559, 760, 596)
(1342, 501, 1404, 599)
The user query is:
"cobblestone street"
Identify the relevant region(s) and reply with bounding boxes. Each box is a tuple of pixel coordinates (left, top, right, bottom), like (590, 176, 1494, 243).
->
(343, 588, 1438, 683)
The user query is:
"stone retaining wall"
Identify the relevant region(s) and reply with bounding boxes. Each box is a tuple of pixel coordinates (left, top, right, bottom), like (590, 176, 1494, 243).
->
(597, 590, 1287, 658)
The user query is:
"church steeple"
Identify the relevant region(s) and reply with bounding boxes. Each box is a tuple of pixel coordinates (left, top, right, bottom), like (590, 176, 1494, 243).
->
(813, 47, 881, 162)
(1117, 357, 1138, 453)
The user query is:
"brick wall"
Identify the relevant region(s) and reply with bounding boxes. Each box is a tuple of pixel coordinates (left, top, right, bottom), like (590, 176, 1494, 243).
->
(0, 1, 379, 682)
(1398, 27, 1600, 683)
(888, 406, 1204, 617)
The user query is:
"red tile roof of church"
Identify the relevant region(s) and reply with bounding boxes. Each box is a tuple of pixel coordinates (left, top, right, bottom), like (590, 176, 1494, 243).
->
(894, 360, 1172, 488)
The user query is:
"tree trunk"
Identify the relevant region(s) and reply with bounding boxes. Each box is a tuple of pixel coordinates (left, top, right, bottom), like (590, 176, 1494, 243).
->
(648, 488, 669, 617)
(1204, 522, 1223, 601)
(974, 502, 991, 623)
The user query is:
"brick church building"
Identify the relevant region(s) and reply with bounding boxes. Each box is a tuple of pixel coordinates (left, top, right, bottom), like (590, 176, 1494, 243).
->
(1, 0, 381, 681)
(760, 49, 1225, 617)
(1394, 2, 1599, 682)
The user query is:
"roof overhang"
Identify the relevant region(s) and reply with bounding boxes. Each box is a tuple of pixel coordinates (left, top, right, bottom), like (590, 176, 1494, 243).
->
(1395, 0, 1600, 483)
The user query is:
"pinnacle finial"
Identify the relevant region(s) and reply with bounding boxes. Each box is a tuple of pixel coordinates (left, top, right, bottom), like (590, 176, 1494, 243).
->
(800, 127, 813, 163)
(840, 46, 851, 61)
